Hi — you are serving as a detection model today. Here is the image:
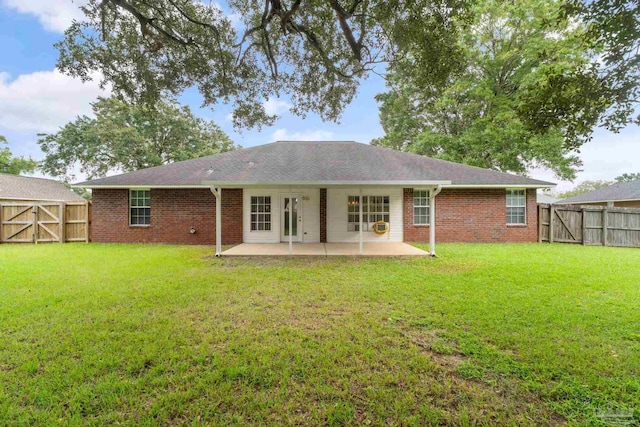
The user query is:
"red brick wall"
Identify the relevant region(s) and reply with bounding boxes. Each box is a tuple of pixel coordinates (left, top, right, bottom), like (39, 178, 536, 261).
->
(320, 188, 327, 243)
(92, 188, 243, 245)
(403, 188, 538, 243)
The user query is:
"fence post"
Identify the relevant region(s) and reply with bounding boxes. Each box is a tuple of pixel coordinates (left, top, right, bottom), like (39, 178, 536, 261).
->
(581, 208, 587, 246)
(538, 204, 543, 243)
(32, 204, 38, 243)
(602, 208, 608, 247)
(85, 202, 91, 243)
(59, 202, 66, 243)
(0, 203, 3, 244)
(549, 205, 555, 243)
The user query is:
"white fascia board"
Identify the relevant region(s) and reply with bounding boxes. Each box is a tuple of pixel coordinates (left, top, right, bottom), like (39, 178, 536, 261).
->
(75, 181, 554, 189)
(443, 184, 555, 189)
(201, 180, 452, 188)
(72, 184, 208, 189)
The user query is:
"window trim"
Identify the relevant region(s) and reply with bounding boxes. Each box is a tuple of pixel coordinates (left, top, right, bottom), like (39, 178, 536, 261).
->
(506, 188, 527, 226)
(250, 195, 272, 232)
(347, 195, 390, 232)
(413, 189, 430, 226)
(129, 188, 151, 227)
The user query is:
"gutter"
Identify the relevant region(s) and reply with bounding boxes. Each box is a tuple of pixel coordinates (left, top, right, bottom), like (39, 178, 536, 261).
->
(74, 182, 555, 190)
(199, 180, 453, 187)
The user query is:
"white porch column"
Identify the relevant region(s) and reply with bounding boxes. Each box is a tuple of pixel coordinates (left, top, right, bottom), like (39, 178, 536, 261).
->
(359, 188, 363, 255)
(429, 185, 442, 256)
(289, 190, 293, 255)
(209, 186, 222, 257)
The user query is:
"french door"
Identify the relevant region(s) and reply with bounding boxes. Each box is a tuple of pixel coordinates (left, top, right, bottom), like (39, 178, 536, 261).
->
(280, 194, 302, 242)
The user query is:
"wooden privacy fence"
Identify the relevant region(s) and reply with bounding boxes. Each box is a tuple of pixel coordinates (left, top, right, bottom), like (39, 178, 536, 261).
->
(0, 202, 90, 244)
(538, 204, 640, 247)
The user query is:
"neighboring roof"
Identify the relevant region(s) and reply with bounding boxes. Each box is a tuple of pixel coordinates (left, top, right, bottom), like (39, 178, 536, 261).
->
(0, 173, 86, 202)
(559, 179, 640, 204)
(537, 192, 560, 204)
(76, 141, 554, 188)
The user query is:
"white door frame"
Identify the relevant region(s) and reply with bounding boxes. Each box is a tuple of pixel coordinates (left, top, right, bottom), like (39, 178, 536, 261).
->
(280, 193, 303, 242)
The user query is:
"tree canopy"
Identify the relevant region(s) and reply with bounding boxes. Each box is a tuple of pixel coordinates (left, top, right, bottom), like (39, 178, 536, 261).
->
(56, 0, 640, 138)
(615, 173, 640, 182)
(373, 0, 589, 180)
(38, 97, 235, 181)
(0, 136, 37, 175)
(57, 0, 467, 129)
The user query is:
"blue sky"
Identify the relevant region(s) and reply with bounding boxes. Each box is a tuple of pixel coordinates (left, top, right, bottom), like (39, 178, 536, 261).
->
(0, 1, 638, 191)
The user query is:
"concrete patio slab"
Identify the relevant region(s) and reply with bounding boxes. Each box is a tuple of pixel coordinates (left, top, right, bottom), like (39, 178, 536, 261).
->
(221, 242, 430, 257)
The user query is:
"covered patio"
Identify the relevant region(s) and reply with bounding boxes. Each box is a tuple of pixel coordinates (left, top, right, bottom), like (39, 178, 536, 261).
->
(221, 242, 431, 257)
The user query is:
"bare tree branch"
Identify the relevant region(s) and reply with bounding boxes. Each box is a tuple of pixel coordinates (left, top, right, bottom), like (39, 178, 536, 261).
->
(328, 0, 363, 60)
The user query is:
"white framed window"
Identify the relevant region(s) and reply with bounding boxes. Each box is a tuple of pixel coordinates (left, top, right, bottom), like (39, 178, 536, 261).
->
(506, 189, 526, 225)
(347, 195, 390, 231)
(250, 196, 271, 231)
(130, 189, 150, 226)
(413, 189, 430, 225)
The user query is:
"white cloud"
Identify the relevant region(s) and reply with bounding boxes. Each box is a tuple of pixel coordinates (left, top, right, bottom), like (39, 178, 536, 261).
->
(1, 0, 86, 33)
(0, 69, 109, 133)
(3, 0, 243, 34)
(263, 98, 291, 116)
(530, 127, 640, 192)
(271, 129, 335, 142)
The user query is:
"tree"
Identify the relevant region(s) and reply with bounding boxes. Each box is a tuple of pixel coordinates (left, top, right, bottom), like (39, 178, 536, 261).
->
(556, 180, 613, 199)
(373, 0, 585, 180)
(55, 0, 640, 135)
(556, 0, 640, 135)
(0, 135, 37, 175)
(615, 173, 640, 182)
(56, 0, 468, 129)
(38, 97, 235, 181)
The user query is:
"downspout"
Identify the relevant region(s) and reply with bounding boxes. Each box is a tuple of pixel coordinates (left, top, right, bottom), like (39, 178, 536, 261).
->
(209, 186, 222, 257)
(429, 185, 442, 257)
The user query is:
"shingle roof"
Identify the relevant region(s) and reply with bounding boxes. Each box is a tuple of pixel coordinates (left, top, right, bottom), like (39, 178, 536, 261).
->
(77, 141, 554, 187)
(0, 173, 86, 202)
(559, 180, 640, 204)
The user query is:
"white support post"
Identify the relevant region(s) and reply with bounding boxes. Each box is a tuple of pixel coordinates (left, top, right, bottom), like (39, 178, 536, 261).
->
(429, 185, 442, 256)
(289, 190, 293, 255)
(209, 186, 222, 257)
(359, 188, 363, 255)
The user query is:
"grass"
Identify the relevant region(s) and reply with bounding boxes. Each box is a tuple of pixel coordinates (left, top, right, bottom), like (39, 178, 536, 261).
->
(0, 243, 639, 426)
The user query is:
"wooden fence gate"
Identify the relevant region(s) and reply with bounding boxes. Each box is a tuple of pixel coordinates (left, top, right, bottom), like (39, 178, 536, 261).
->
(539, 204, 640, 247)
(0, 202, 90, 244)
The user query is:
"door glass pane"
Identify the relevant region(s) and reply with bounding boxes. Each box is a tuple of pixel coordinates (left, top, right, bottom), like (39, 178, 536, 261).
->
(283, 197, 298, 237)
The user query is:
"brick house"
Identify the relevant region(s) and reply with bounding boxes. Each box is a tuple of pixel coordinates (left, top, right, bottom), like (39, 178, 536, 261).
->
(77, 141, 553, 255)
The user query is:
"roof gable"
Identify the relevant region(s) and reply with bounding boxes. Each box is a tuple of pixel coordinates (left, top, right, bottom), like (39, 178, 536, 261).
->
(77, 141, 554, 188)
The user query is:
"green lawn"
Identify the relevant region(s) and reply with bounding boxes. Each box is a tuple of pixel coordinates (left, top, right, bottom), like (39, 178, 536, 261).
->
(0, 243, 638, 426)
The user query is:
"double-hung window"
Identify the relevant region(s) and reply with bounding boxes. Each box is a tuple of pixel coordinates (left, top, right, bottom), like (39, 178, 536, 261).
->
(130, 189, 150, 226)
(250, 196, 271, 231)
(506, 189, 526, 225)
(413, 190, 430, 225)
(347, 195, 390, 231)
